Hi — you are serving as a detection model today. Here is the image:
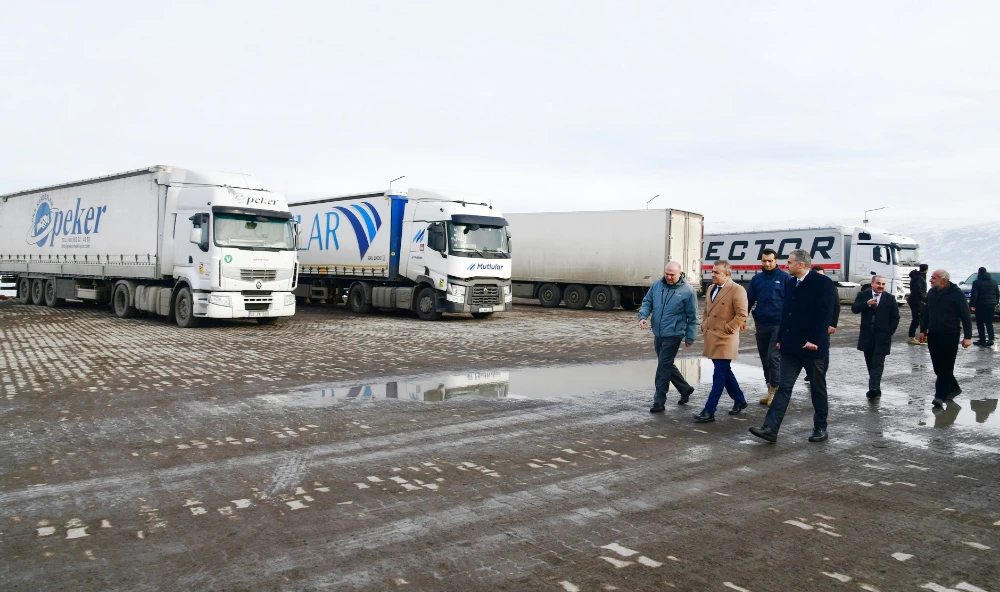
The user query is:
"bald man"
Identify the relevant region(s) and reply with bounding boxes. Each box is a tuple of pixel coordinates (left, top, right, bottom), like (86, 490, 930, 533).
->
(638, 261, 700, 412)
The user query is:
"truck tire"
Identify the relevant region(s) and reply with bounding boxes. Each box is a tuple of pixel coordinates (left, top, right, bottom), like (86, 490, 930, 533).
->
(590, 285, 615, 311)
(563, 284, 589, 310)
(348, 284, 372, 314)
(112, 283, 137, 318)
(44, 279, 64, 308)
(18, 277, 32, 304)
(256, 317, 279, 325)
(537, 283, 561, 308)
(174, 286, 199, 328)
(415, 286, 442, 321)
(31, 279, 45, 305)
(620, 289, 639, 311)
(471, 312, 493, 319)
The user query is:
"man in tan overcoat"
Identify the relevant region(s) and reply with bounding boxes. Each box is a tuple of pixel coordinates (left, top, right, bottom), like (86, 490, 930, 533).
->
(694, 260, 750, 422)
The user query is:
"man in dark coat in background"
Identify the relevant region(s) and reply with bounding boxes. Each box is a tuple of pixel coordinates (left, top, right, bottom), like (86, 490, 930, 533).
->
(851, 275, 900, 399)
(907, 264, 928, 345)
(969, 267, 998, 347)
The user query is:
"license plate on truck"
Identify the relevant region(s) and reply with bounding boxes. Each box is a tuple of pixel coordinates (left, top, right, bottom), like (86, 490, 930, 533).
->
(477, 307, 492, 313)
(248, 311, 269, 318)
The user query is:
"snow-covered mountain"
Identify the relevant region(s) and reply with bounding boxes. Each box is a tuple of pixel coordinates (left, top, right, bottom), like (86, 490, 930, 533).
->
(706, 216, 999, 283)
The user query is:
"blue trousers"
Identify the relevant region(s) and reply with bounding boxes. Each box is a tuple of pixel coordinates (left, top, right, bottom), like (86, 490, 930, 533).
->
(703, 359, 746, 414)
(652, 336, 692, 408)
(763, 352, 829, 434)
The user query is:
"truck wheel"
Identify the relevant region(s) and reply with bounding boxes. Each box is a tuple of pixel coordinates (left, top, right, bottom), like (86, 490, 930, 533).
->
(112, 283, 137, 318)
(18, 277, 32, 304)
(537, 283, 562, 308)
(348, 284, 372, 314)
(416, 287, 442, 321)
(256, 317, 279, 325)
(174, 287, 199, 328)
(590, 286, 615, 311)
(31, 279, 45, 305)
(471, 312, 493, 319)
(563, 284, 589, 310)
(44, 279, 64, 308)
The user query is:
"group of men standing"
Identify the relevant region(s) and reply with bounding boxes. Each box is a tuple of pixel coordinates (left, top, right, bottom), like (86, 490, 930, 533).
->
(637, 253, 986, 443)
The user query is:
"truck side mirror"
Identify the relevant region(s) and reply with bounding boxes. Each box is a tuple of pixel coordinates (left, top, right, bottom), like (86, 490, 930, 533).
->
(295, 222, 306, 250)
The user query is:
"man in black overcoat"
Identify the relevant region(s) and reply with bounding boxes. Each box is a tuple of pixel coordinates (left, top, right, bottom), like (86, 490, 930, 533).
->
(851, 275, 900, 399)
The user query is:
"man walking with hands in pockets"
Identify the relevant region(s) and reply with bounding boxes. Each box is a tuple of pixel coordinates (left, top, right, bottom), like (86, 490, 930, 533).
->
(749, 249, 836, 443)
(638, 261, 699, 413)
(693, 261, 749, 423)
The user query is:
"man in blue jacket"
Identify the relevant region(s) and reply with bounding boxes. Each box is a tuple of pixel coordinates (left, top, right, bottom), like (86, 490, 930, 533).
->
(749, 249, 836, 443)
(638, 261, 700, 412)
(746, 248, 791, 406)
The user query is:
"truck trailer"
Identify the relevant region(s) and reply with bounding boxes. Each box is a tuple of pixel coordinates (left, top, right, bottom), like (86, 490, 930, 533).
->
(505, 209, 704, 310)
(0, 166, 299, 327)
(290, 189, 512, 320)
(701, 226, 915, 303)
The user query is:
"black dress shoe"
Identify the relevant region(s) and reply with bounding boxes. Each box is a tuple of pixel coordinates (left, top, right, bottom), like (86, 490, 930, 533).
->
(987, 341, 995, 347)
(973, 340, 986, 346)
(947, 386, 961, 400)
(693, 410, 715, 423)
(932, 397, 945, 407)
(728, 401, 748, 415)
(749, 425, 777, 443)
(866, 390, 881, 400)
(677, 388, 693, 405)
(649, 406, 665, 414)
(808, 429, 828, 442)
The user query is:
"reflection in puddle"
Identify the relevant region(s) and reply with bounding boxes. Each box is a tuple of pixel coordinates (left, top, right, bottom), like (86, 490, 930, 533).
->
(297, 358, 765, 404)
(920, 398, 999, 428)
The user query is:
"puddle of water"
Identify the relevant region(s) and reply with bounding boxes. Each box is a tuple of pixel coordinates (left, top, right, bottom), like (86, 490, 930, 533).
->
(916, 399, 999, 429)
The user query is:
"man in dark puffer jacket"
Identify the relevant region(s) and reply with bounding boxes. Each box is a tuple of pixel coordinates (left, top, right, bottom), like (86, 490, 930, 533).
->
(970, 267, 999, 346)
(919, 270, 973, 407)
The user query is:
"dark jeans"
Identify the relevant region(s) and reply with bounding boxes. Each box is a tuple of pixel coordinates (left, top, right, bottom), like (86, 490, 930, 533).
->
(862, 348, 886, 394)
(652, 336, 692, 408)
(763, 352, 829, 434)
(703, 359, 746, 414)
(907, 299, 924, 338)
(755, 324, 781, 387)
(927, 332, 960, 399)
(975, 309, 995, 342)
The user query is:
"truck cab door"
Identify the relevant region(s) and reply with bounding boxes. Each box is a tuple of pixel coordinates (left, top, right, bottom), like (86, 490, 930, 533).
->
(174, 213, 209, 277)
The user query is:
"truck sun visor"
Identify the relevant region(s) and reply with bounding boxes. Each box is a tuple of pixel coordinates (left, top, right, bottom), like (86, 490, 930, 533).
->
(212, 206, 293, 220)
(451, 214, 508, 227)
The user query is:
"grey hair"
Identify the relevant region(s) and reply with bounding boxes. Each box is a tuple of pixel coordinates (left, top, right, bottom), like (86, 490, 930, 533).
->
(872, 275, 886, 283)
(933, 269, 950, 281)
(665, 261, 682, 272)
(789, 248, 811, 267)
(713, 260, 732, 274)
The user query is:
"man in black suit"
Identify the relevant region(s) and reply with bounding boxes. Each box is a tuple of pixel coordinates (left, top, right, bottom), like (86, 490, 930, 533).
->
(750, 249, 836, 443)
(851, 275, 900, 399)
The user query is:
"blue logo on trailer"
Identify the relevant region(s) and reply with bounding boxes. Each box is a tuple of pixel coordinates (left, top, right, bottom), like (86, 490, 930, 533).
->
(333, 202, 382, 258)
(413, 229, 425, 243)
(303, 201, 382, 259)
(25, 194, 109, 247)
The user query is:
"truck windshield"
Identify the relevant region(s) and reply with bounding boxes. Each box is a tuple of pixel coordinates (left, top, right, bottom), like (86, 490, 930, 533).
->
(448, 223, 510, 258)
(214, 214, 294, 250)
(897, 245, 920, 266)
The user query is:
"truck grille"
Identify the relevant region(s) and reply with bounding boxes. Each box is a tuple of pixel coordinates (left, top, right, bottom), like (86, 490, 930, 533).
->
(240, 269, 277, 281)
(470, 286, 501, 306)
(245, 303, 271, 311)
(243, 295, 273, 311)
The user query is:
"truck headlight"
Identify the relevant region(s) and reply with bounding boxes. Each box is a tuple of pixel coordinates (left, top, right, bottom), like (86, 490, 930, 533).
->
(284, 294, 296, 307)
(503, 284, 512, 302)
(447, 284, 466, 298)
(210, 295, 231, 307)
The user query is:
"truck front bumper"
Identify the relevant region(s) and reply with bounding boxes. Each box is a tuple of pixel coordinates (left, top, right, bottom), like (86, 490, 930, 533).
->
(444, 301, 513, 314)
(196, 291, 297, 319)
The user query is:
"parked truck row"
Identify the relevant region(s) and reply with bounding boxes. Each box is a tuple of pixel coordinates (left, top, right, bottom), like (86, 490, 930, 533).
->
(2, 166, 927, 327)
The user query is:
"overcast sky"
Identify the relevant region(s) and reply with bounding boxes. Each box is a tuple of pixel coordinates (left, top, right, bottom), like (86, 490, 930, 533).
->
(2, 1, 997, 225)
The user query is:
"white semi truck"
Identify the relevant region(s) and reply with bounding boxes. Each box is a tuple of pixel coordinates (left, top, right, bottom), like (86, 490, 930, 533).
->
(289, 189, 512, 320)
(0, 166, 299, 327)
(702, 226, 919, 303)
(505, 209, 704, 310)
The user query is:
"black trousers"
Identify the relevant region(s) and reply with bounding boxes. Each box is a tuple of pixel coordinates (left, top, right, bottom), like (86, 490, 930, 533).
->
(907, 299, 923, 338)
(927, 332, 960, 399)
(975, 309, 995, 342)
(862, 348, 886, 394)
(764, 353, 829, 434)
